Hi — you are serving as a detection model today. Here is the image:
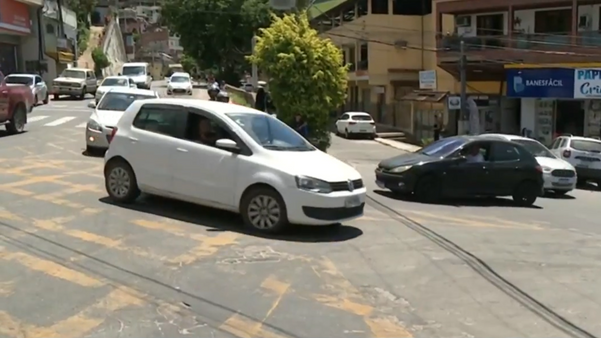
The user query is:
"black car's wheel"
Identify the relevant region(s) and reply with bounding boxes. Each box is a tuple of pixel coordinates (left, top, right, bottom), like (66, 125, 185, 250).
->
(6, 104, 26, 134)
(553, 190, 569, 196)
(104, 159, 140, 204)
(512, 180, 538, 206)
(53, 94, 59, 100)
(240, 186, 289, 233)
(413, 175, 441, 202)
(43, 93, 49, 104)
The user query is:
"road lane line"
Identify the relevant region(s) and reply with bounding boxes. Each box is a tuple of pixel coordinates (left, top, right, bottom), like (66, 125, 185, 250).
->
(27, 115, 49, 122)
(311, 258, 413, 337)
(0, 175, 65, 188)
(0, 311, 34, 337)
(44, 116, 76, 126)
(0, 280, 14, 296)
(402, 210, 543, 230)
(32, 218, 166, 261)
(0, 246, 104, 287)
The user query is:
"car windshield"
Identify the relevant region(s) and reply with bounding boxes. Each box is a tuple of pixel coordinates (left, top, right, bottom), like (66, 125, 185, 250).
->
(418, 137, 467, 157)
(97, 93, 155, 111)
(351, 114, 372, 121)
(101, 78, 128, 86)
(5, 76, 32, 85)
(122, 66, 146, 76)
(170, 76, 189, 83)
(571, 139, 601, 153)
(513, 139, 556, 158)
(60, 70, 85, 79)
(226, 113, 315, 151)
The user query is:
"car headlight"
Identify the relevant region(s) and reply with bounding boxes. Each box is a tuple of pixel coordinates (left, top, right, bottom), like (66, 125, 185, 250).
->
(542, 166, 552, 173)
(295, 175, 332, 193)
(389, 165, 412, 173)
(87, 119, 102, 132)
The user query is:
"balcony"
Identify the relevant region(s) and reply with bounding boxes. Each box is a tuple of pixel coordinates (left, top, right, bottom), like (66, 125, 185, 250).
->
(437, 32, 601, 66)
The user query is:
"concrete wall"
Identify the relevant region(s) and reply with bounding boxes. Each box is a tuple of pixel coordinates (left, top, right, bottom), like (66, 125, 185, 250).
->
(21, 6, 42, 71)
(102, 16, 128, 77)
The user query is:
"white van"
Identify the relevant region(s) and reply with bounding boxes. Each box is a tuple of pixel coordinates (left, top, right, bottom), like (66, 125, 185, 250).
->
(121, 62, 152, 89)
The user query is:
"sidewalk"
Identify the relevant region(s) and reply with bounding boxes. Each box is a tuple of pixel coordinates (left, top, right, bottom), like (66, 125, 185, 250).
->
(373, 138, 421, 152)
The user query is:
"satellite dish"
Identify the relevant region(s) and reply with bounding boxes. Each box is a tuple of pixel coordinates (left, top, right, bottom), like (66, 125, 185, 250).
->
(269, 0, 296, 10)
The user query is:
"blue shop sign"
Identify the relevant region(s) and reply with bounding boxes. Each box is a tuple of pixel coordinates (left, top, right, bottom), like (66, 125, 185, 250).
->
(506, 68, 574, 98)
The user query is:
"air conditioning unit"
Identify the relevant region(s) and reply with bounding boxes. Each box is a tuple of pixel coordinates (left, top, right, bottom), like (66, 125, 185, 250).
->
(456, 15, 471, 27)
(394, 40, 407, 49)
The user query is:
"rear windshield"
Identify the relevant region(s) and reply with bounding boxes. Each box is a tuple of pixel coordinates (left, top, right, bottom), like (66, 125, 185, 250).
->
(351, 115, 372, 121)
(571, 140, 601, 153)
(5, 76, 32, 85)
(97, 93, 156, 111)
(102, 78, 128, 86)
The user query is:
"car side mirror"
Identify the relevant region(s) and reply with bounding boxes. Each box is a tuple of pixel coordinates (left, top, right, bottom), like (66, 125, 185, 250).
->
(87, 101, 96, 108)
(215, 138, 239, 152)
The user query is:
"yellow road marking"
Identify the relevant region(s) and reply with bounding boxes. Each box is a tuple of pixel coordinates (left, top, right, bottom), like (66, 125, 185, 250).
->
(219, 276, 289, 338)
(312, 258, 413, 337)
(32, 218, 166, 261)
(0, 246, 104, 287)
(0, 280, 14, 296)
(0, 209, 24, 222)
(0, 175, 65, 188)
(131, 219, 208, 240)
(0, 286, 145, 338)
(168, 232, 238, 265)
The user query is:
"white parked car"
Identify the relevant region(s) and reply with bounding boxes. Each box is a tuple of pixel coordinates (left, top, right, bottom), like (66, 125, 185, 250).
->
(95, 76, 136, 102)
(480, 133, 577, 195)
(85, 87, 158, 153)
(335, 112, 377, 139)
(167, 73, 193, 95)
(550, 134, 601, 187)
(51, 68, 98, 100)
(103, 99, 366, 233)
(5, 73, 48, 106)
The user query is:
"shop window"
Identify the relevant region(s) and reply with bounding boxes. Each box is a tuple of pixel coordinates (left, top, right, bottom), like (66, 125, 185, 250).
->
(46, 23, 55, 34)
(357, 0, 367, 17)
(371, 0, 388, 14)
(534, 9, 571, 34)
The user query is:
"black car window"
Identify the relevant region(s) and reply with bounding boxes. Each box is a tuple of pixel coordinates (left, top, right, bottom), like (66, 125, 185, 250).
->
(491, 142, 521, 162)
(419, 137, 467, 157)
(133, 104, 187, 138)
(560, 138, 568, 148)
(457, 141, 491, 161)
(340, 114, 349, 120)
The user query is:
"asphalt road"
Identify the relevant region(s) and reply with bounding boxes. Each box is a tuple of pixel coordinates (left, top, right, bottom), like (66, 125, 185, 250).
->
(0, 84, 600, 338)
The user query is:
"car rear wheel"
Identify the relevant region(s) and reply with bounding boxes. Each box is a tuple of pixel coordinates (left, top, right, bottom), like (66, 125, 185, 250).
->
(79, 87, 86, 100)
(240, 187, 288, 233)
(104, 160, 140, 203)
(43, 93, 49, 104)
(6, 104, 26, 134)
(414, 175, 441, 202)
(512, 181, 538, 206)
(344, 128, 350, 138)
(553, 190, 569, 196)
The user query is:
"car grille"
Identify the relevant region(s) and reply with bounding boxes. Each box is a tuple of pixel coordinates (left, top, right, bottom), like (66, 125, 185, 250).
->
(55, 82, 80, 87)
(575, 156, 600, 162)
(330, 179, 364, 192)
(551, 169, 576, 178)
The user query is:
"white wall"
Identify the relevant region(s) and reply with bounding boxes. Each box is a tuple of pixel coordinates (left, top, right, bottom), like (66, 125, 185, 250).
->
(520, 98, 536, 134)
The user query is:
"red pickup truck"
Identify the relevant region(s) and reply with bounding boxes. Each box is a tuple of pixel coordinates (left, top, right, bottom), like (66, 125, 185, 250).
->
(0, 71, 33, 134)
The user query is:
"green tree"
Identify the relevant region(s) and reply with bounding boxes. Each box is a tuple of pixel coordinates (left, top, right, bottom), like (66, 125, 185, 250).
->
(92, 47, 111, 77)
(180, 53, 198, 74)
(248, 12, 347, 150)
(161, 0, 271, 84)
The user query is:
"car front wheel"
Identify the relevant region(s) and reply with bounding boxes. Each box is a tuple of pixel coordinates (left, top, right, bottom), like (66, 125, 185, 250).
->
(240, 187, 288, 233)
(512, 180, 538, 206)
(104, 160, 140, 203)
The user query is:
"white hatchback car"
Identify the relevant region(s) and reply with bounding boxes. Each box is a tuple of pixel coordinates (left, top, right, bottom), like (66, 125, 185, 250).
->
(103, 99, 366, 233)
(95, 76, 136, 102)
(480, 133, 577, 195)
(86, 87, 158, 153)
(167, 72, 193, 95)
(335, 112, 376, 139)
(550, 135, 601, 187)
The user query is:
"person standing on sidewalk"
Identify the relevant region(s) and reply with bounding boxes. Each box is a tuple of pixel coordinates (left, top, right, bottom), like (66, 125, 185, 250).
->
(433, 114, 444, 141)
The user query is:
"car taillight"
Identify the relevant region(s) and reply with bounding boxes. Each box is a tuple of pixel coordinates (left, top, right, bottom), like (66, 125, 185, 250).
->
(535, 165, 543, 173)
(349, 122, 356, 125)
(108, 127, 118, 143)
(563, 149, 571, 158)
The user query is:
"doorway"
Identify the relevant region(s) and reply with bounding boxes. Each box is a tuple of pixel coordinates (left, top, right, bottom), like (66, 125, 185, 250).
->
(556, 100, 584, 136)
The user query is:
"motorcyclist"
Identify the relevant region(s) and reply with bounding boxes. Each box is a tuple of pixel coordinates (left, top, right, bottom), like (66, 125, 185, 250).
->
(208, 81, 220, 101)
(216, 91, 230, 103)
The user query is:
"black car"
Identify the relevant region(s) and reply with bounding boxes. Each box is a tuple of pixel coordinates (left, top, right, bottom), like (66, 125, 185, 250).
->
(375, 136, 544, 206)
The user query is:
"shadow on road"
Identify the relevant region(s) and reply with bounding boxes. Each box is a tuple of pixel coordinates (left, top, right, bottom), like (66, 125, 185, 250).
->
(0, 130, 28, 140)
(99, 195, 363, 243)
(373, 189, 543, 209)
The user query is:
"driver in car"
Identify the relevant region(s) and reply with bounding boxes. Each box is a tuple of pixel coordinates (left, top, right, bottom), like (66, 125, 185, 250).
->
(197, 119, 218, 145)
(465, 145, 484, 163)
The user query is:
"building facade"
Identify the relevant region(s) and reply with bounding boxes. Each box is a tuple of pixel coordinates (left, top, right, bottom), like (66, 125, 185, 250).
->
(1, 0, 44, 75)
(41, 0, 77, 83)
(435, 0, 601, 144)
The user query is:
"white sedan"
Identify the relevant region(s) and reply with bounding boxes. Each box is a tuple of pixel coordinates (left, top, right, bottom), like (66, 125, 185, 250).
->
(85, 87, 158, 154)
(95, 76, 136, 102)
(335, 112, 377, 139)
(167, 73, 193, 95)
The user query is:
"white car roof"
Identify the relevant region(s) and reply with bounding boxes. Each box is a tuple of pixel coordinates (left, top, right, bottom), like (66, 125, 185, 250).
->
(101, 76, 131, 82)
(133, 98, 259, 115)
(123, 62, 148, 66)
(105, 87, 157, 95)
(6, 74, 34, 78)
(479, 133, 534, 142)
(346, 111, 371, 116)
(562, 135, 601, 142)
(170, 72, 190, 77)
(64, 68, 90, 72)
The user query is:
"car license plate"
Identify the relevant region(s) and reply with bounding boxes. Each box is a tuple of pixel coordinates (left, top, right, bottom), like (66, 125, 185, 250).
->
(376, 180, 385, 189)
(345, 196, 361, 208)
(559, 178, 569, 182)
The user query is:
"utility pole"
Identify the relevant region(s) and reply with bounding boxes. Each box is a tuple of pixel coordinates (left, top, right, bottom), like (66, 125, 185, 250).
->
(459, 40, 467, 131)
(251, 35, 258, 88)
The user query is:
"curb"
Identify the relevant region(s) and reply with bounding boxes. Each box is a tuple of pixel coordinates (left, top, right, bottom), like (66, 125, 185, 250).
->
(374, 138, 421, 152)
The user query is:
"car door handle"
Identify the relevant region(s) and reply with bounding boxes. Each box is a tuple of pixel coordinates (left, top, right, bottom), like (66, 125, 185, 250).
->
(128, 136, 138, 142)
(176, 147, 188, 153)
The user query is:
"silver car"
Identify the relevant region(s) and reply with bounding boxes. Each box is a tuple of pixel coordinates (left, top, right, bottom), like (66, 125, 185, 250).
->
(5, 73, 49, 106)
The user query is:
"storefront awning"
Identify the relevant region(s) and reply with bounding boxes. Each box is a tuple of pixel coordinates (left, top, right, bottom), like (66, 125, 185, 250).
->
(401, 91, 448, 102)
(46, 51, 75, 63)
